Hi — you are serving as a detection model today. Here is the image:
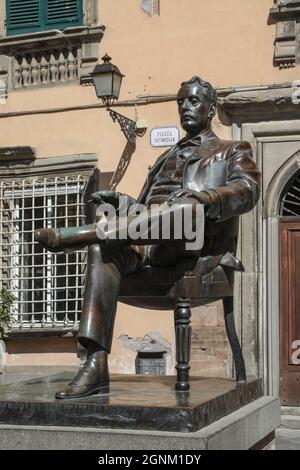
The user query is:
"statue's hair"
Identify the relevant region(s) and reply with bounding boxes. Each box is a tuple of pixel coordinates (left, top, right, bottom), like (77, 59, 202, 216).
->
(180, 76, 217, 109)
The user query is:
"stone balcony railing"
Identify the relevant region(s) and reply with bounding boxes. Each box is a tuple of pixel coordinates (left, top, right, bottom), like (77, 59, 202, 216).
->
(0, 25, 105, 90)
(14, 48, 79, 88)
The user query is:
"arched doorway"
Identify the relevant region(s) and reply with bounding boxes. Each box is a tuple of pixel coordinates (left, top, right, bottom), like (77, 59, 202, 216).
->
(279, 171, 300, 406)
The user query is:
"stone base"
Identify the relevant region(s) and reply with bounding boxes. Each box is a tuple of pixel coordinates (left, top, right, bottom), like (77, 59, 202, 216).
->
(0, 373, 263, 433)
(0, 397, 280, 450)
(276, 408, 300, 450)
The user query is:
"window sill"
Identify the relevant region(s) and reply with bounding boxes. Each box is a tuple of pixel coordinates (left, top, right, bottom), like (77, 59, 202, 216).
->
(0, 25, 105, 50)
(0, 25, 105, 90)
(5, 328, 78, 338)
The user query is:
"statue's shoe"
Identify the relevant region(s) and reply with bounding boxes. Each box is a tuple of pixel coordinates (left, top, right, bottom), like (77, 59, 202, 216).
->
(55, 351, 109, 400)
(35, 228, 62, 253)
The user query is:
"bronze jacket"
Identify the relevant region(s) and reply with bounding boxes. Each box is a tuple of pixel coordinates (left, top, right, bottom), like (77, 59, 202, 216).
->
(137, 129, 260, 259)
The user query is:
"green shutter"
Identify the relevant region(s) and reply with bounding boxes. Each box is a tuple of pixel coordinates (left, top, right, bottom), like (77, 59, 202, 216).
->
(46, 0, 83, 30)
(6, 0, 41, 36)
(6, 0, 83, 36)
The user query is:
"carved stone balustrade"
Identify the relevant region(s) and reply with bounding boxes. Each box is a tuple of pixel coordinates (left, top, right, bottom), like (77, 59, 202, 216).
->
(0, 25, 105, 90)
(13, 48, 79, 88)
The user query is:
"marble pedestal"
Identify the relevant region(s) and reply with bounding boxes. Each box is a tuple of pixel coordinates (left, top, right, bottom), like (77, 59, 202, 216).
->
(0, 372, 263, 433)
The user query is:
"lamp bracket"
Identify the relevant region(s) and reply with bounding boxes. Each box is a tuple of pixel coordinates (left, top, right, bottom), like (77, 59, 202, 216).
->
(108, 109, 146, 145)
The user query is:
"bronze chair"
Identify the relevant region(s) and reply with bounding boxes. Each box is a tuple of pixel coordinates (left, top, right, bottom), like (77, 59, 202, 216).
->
(119, 252, 246, 391)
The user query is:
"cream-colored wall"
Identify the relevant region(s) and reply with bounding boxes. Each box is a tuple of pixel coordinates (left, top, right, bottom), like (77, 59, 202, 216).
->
(1, 0, 296, 167)
(101, 0, 297, 94)
(0, 0, 296, 175)
(5, 337, 80, 367)
(2, 0, 298, 374)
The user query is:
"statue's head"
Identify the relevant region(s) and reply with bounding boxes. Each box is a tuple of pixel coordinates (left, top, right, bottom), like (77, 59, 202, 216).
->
(177, 76, 217, 137)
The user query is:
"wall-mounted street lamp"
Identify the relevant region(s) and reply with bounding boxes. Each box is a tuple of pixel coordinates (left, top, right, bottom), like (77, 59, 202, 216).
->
(91, 54, 147, 145)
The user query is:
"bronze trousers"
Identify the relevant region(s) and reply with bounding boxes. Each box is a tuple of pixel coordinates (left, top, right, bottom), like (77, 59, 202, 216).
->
(78, 242, 200, 352)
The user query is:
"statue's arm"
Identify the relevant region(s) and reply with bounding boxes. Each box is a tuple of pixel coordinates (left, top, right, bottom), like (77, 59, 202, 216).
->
(167, 141, 260, 223)
(207, 141, 260, 222)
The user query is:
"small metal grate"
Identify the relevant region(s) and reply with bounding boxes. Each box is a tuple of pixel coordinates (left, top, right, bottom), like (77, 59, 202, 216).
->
(280, 172, 300, 216)
(135, 354, 166, 376)
(0, 175, 88, 331)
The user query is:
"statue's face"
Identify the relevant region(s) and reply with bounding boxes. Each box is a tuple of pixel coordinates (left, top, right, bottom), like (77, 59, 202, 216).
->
(177, 83, 213, 136)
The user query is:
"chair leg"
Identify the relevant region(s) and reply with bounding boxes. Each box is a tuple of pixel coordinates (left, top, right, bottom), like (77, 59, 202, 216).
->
(174, 298, 192, 391)
(223, 296, 246, 383)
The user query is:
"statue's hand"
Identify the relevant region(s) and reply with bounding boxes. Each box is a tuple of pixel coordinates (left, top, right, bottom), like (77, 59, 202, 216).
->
(91, 190, 122, 209)
(91, 191, 138, 213)
(168, 189, 211, 206)
(168, 189, 221, 220)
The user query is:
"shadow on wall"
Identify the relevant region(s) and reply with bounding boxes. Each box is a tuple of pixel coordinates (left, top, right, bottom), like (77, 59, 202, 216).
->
(110, 141, 137, 190)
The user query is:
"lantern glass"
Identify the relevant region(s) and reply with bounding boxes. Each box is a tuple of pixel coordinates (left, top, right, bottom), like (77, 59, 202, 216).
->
(93, 73, 113, 99)
(113, 73, 122, 99)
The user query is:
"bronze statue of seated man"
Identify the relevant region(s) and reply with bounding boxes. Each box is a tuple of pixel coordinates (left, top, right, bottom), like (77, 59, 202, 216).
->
(35, 76, 260, 399)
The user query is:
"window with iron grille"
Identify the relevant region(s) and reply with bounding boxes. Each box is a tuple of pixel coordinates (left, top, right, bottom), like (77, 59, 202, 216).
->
(6, 0, 84, 36)
(0, 174, 88, 332)
(280, 171, 300, 216)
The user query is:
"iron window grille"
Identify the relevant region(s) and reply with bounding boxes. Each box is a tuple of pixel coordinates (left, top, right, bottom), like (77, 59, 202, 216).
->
(0, 174, 88, 332)
(280, 171, 300, 216)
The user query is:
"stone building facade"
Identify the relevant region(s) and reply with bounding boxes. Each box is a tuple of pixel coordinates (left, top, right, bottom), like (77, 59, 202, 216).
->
(0, 0, 299, 407)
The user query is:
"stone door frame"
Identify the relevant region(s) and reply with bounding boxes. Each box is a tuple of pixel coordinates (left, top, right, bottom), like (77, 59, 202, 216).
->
(232, 118, 300, 398)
